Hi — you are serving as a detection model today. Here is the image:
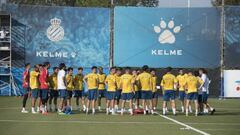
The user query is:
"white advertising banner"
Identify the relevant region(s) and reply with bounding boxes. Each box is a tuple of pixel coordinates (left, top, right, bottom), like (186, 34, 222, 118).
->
(224, 70, 240, 97)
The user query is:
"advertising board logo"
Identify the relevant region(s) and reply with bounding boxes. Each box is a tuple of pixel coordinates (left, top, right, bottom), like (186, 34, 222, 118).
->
(47, 18, 64, 42)
(153, 18, 181, 44)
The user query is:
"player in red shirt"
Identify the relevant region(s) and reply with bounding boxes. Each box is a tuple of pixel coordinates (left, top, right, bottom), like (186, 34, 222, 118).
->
(21, 63, 31, 113)
(39, 62, 51, 114)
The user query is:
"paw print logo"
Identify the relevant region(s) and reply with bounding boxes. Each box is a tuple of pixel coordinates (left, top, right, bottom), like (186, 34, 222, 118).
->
(71, 52, 77, 58)
(153, 18, 182, 44)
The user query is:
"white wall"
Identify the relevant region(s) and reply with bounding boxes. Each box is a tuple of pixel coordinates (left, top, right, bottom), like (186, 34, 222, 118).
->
(158, 0, 213, 7)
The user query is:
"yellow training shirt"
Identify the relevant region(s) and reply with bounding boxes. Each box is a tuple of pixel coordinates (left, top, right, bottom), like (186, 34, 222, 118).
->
(86, 73, 98, 89)
(120, 74, 133, 93)
(66, 74, 74, 91)
(132, 75, 139, 92)
(161, 73, 177, 91)
(98, 73, 106, 90)
(30, 71, 40, 89)
(185, 75, 203, 93)
(152, 76, 157, 92)
(137, 72, 152, 91)
(176, 74, 186, 91)
(74, 74, 84, 90)
(105, 74, 117, 92)
(115, 74, 121, 90)
(49, 73, 58, 90)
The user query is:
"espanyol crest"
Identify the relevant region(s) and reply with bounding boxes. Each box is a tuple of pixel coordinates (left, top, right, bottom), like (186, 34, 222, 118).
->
(47, 18, 64, 42)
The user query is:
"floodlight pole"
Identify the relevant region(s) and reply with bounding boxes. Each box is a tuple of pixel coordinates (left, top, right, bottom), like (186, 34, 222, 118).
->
(220, 0, 225, 99)
(109, 0, 114, 67)
(187, 0, 190, 7)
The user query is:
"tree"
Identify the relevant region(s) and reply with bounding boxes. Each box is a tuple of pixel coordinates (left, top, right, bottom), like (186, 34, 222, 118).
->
(7, 0, 159, 7)
(213, 0, 240, 5)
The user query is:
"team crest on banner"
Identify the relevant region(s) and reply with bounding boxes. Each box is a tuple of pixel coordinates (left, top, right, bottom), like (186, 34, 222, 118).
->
(47, 17, 64, 42)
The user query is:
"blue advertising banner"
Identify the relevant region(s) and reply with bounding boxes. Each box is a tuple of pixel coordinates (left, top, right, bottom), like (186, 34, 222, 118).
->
(224, 6, 240, 68)
(114, 7, 221, 68)
(5, 4, 110, 68)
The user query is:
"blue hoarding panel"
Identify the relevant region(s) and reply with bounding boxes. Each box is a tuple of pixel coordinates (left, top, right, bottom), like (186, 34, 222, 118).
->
(114, 7, 221, 68)
(5, 4, 110, 68)
(224, 6, 240, 68)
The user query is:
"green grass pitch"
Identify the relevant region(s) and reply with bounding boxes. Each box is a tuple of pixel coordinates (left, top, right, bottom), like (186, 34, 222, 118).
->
(0, 97, 239, 135)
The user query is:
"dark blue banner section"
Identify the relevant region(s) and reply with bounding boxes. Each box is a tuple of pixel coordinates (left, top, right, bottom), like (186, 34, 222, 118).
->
(114, 7, 221, 68)
(224, 7, 240, 68)
(5, 4, 110, 68)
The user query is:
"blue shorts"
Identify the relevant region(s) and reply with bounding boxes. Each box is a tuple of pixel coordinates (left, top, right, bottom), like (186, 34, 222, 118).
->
(82, 91, 88, 97)
(50, 89, 58, 98)
(179, 91, 186, 101)
(74, 90, 83, 98)
(152, 91, 159, 99)
(187, 92, 198, 100)
(31, 88, 39, 99)
(163, 90, 175, 101)
(40, 89, 49, 100)
(202, 92, 208, 103)
(141, 91, 153, 100)
(115, 89, 122, 100)
(59, 89, 67, 99)
(98, 89, 106, 98)
(134, 91, 141, 99)
(22, 87, 30, 95)
(88, 89, 97, 100)
(67, 91, 73, 99)
(122, 93, 134, 100)
(106, 91, 116, 100)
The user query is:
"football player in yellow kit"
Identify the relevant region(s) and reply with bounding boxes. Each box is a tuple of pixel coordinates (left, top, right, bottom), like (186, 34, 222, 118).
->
(161, 67, 177, 116)
(185, 71, 203, 116)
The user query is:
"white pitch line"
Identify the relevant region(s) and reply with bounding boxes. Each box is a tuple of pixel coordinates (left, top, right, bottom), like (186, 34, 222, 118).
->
(158, 114, 210, 135)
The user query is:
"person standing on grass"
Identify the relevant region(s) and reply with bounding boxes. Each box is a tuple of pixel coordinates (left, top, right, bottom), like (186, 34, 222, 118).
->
(151, 69, 158, 111)
(39, 62, 50, 114)
(120, 67, 134, 115)
(57, 63, 67, 113)
(48, 67, 59, 112)
(114, 67, 122, 111)
(137, 65, 154, 115)
(132, 69, 141, 109)
(176, 69, 187, 113)
(199, 68, 215, 115)
(105, 67, 117, 115)
(84, 66, 99, 115)
(30, 65, 40, 114)
(21, 63, 31, 113)
(185, 71, 203, 116)
(97, 67, 106, 112)
(74, 67, 86, 111)
(66, 67, 74, 112)
(36, 64, 43, 113)
(196, 71, 204, 114)
(161, 67, 177, 116)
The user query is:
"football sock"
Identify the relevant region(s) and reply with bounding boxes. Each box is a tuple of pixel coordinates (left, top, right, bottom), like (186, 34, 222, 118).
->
(186, 109, 189, 116)
(163, 108, 166, 115)
(172, 108, 176, 115)
(181, 106, 184, 112)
